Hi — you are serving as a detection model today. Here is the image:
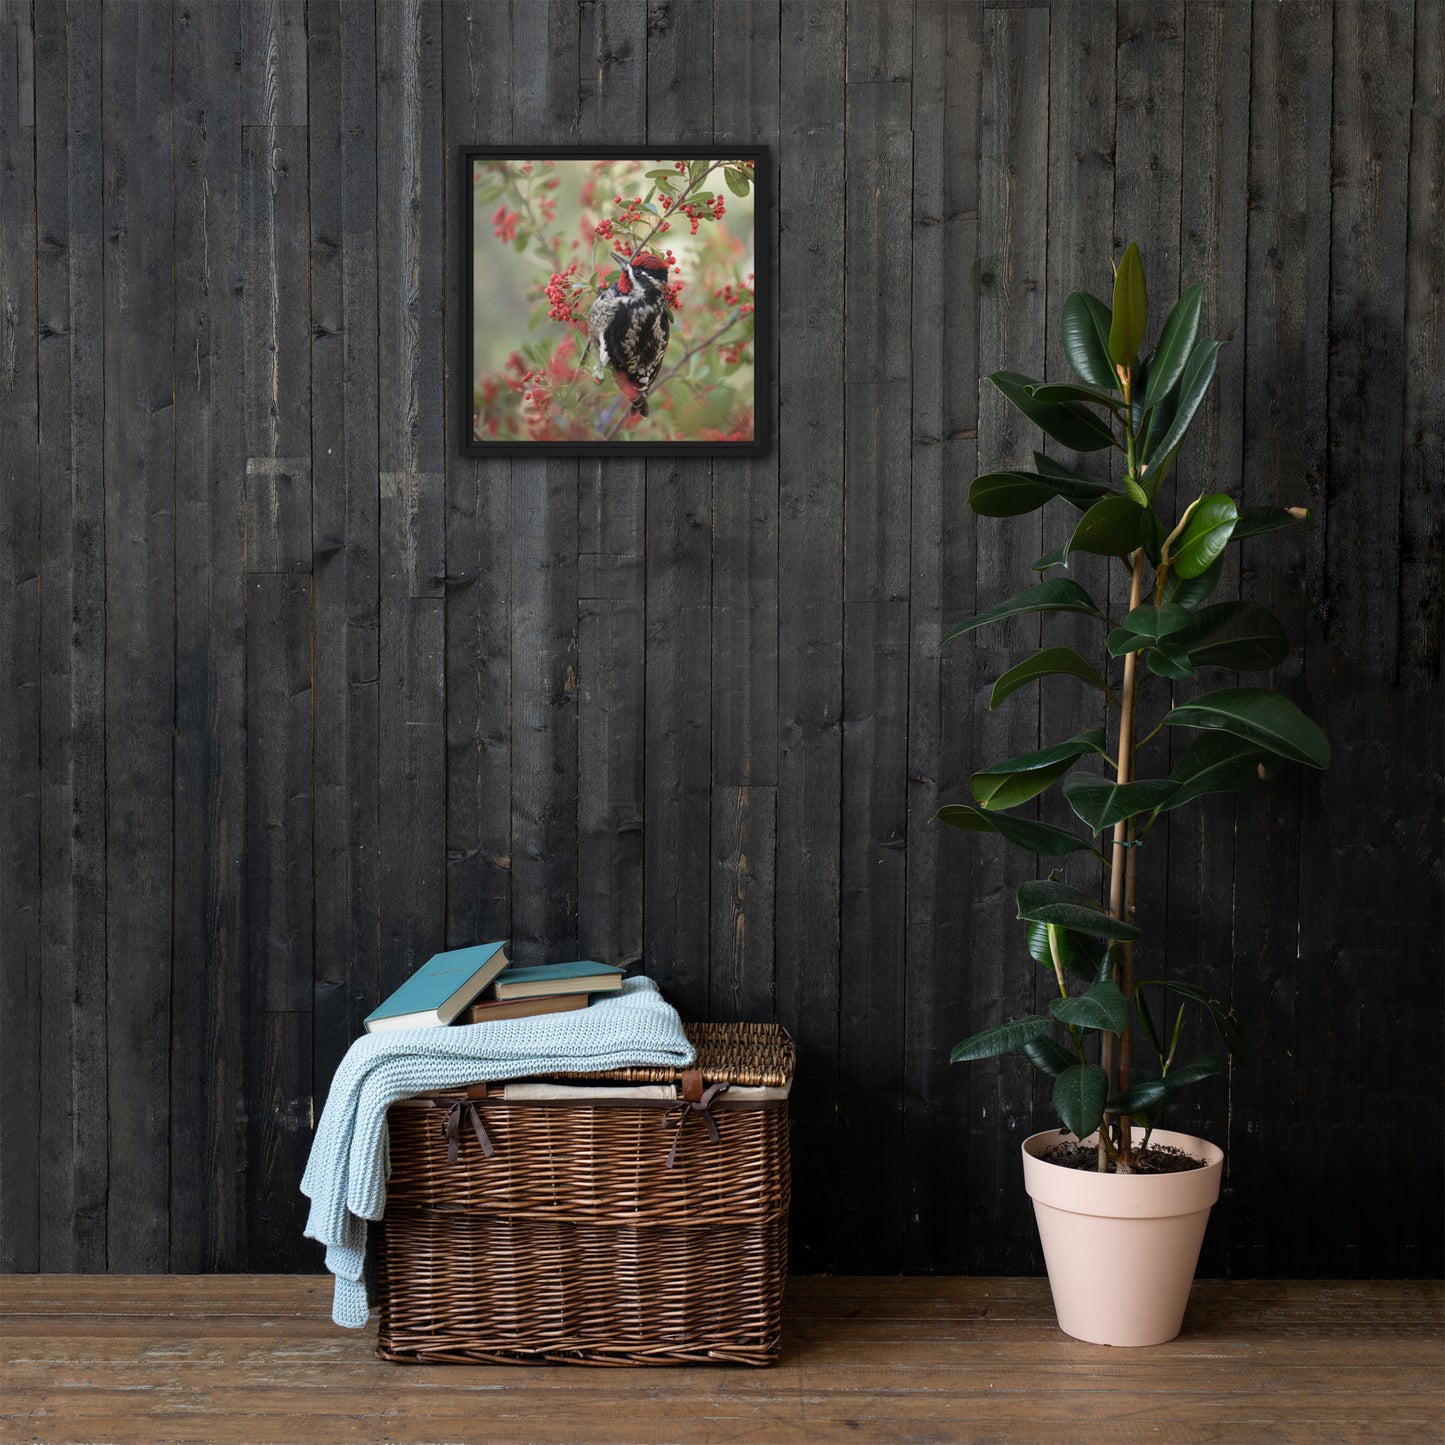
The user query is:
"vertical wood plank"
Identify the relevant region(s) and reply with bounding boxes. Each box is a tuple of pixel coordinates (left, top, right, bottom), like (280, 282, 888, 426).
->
(577, 0, 647, 971)
(508, 0, 581, 967)
(170, 0, 249, 1271)
(102, 0, 174, 1272)
(444, 1, 513, 953)
(709, 0, 778, 1022)
(309, 0, 381, 1092)
(775, 0, 845, 1273)
(838, 0, 913, 1274)
(1233, 0, 1333, 1275)
(244, 574, 313, 1268)
(0, 0, 40, 1274)
(643, 0, 714, 1017)
(242, 0, 310, 574)
(903, 0, 983, 1275)
(965, 2, 1050, 1274)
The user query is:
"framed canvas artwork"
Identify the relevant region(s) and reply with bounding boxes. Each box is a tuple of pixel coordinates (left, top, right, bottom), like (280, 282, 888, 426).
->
(461, 146, 769, 456)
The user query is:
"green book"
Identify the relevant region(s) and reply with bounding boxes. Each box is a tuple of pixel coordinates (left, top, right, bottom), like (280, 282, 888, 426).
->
(364, 941, 511, 1032)
(491, 960, 625, 1002)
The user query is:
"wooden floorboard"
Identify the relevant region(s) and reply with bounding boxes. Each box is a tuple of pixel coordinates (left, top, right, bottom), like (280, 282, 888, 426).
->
(1, 1277, 1440, 1445)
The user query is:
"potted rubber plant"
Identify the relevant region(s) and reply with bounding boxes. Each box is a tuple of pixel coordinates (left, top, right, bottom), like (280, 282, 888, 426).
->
(940, 243, 1329, 1346)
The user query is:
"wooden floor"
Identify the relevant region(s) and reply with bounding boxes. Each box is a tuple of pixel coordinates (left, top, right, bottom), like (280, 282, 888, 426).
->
(1, 1276, 1441, 1445)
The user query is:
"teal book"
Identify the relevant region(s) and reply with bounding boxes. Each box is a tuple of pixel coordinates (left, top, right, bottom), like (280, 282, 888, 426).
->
(491, 960, 625, 1002)
(363, 941, 511, 1032)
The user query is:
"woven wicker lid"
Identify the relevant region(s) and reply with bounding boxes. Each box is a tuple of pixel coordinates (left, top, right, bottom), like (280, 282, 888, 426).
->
(549, 1020, 794, 1088)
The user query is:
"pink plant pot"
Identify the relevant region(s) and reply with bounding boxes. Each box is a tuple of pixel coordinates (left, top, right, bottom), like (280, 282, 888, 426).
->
(1022, 1126, 1225, 1347)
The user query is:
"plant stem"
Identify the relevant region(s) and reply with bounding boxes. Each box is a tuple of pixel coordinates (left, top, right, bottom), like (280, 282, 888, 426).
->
(1102, 544, 1147, 1172)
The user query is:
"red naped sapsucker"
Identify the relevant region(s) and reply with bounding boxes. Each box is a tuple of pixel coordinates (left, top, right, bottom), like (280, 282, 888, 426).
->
(584, 250, 672, 417)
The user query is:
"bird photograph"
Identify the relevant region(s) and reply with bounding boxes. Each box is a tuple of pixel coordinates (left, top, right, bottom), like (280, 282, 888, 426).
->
(468, 154, 758, 445)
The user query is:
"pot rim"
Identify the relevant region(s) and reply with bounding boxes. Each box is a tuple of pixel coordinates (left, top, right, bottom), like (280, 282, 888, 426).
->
(1022, 1125, 1224, 1219)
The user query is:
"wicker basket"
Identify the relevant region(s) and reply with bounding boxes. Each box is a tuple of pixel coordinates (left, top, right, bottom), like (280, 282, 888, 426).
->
(374, 1021, 793, 1366)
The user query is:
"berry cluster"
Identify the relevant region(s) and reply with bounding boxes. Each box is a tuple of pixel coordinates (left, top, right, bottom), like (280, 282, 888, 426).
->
(544, 261, 584, 323)
(491, 205, 520, 244)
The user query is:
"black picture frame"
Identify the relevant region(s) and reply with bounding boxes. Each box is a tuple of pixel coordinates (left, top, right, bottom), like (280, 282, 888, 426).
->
(459, 145, 771, 457)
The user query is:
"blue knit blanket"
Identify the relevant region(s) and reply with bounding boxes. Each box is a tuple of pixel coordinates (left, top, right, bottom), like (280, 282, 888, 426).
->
(301, 976, 694, 1326)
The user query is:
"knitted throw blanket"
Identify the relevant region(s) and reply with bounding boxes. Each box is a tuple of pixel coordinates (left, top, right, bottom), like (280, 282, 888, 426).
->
(301, 976, 694, 1327)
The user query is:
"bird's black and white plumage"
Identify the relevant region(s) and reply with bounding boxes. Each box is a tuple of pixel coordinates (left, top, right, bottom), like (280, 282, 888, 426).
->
(584, 249, 672, 416)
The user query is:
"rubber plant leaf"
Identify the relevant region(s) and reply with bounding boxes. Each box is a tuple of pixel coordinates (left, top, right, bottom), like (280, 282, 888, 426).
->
(1232, 505, 1311, 540)
(1160, 555, 1223, 608)
(989, 646, 1113, 709)
(1140, 337, 1220, 467)
(1105, 1078, 1170, 1114)
(1050, 979, 1130, 1034)
(1163, 1055, 1222, 1091)
(1173, 601, 1289, 671)
(967, 468, 1116, 517)
(1164, 687, 1330, 769)
(1143, 641, 1197, 680)
(988, 371, 1118, 453)
(1027, 920, 1107, 984)
(1064, 495, 1146, 563)
(1108, 242, 1148, 368)
(1016, 879, 1143, 941)
(1060, 291, 1117, 389)
(1172, 492, 1238, 578)
(1141, 284, 1203, 408)
(970, 730, 1107, 811)
(1026, 381, 1126, 412)
(950, 1015, 1052, 1063)
(1155, 732, 1275, 813)
(935, 804, 1096, 858)
(1022, 1036, 1076, 1077)
(1061, 772, 1178, 833)
(1053, 1064, 1108, 1140)
(941, 579, 1106, 647)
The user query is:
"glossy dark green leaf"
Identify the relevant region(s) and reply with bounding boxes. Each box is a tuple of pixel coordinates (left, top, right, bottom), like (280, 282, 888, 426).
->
(1174, 601, 1289, 671)
(1139, 505, 1165, 565)
(1135, 987, 1163, 1053)
(1033, 452, 1109, 486)
(1061, 291, 1117, 389)
(1109, 242, 1148, 367)
(1144, 641, 1197, 680)
(1016, 879, 1143, 940)
(1033, 542, 1069, 571)
(1105, 1077, 1169, 1114)
(1232, 505, 1311, 540)
(1065, 496, 1147, 563)
(1027, 921, 1101, 983)
(1051, 980, 1129, 1034)
(990, 646, 1113, 709)
(1062, 772, 1178, 833)
(1140, 980, 1250, 1064)
(1026, 381, 1126, 412)
(1054, 1064, 1108, 1139)
(1142, 284, 1203, 408)
(1164, 1054, 1222, 1090)
(989, 371, 1118, 453)
(1160, 556, 1223, 608)
(950, 1015, 1052, 1063)
(1116, 602, 1194, 643)
(970, 729, 1107, 810)
(936, 804, 1096, 857)
(1158, 733, 1274, 812)
(1141, 337, 1221, 466)
(1023, 1035, 1077, 1077)
(968, 468, 1116, 517)
(1164, 686, 1330, 769)
(1172, 493, 1238, 578)
(941, 579, 1106, 647)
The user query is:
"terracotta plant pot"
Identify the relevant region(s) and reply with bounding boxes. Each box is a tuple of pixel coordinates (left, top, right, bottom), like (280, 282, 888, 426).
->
(1021, 1126, 1224, 1347)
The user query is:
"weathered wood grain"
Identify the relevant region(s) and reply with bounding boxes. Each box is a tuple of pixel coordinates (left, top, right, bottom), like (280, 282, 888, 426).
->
(838, 2, 914, 1272)
(101, 0, 174, 1272)
(775, 0, 846, 1274)
(170, 0, 249, 1272)
(0, 0, 40, 1276)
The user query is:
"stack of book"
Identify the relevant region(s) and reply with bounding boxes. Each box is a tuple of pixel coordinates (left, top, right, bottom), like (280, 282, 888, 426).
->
(363, 941, 625, 1033)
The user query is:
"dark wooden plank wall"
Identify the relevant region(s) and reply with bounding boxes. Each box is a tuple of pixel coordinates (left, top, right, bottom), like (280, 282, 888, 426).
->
(0, 0, 1439, 1279)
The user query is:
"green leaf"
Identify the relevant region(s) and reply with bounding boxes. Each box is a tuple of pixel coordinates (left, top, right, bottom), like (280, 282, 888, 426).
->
(1033, 542, 1069, 571)
(1144, 642, 1197, 680)
(1061, 292, 1117, 389)
(1115, 602, 1195, 645)
(1062, 772, 1178, 833)
(1172, 493, 1238, 578)
(1109, 242, 1147, 367)
(1135, 988, 1163, 1053)
(1016, 879, 1143, 941)
(1026, 381, 1126, 412)
(989, 371, 1118, 453)
(1051, 980, 1129, 1034)
(1027, 921, 1105, 983)
(1164, 686, 1330, 769)
(1139, 502, 1165, 565)
(723, 167, 751, 197)
(989, 646, 1113, 709)
(951, 1015, 1052, 1063)
(936, 804, 1096, 857)
(967, 469, 1115, 517)
(1142, 285, 1203, 408)
(1164, 1054, 1222, 1090)
(970, 729, 1107, 810)
(689, 158, 709, 183)
(1065, 496, 1146, 562)
(1054, 1064, 1108, 1139)
(1174, 601, 1288, 671)
(1233, 505, 1311, 540)
(1159, 733, 1275, 812)
(941, 579, 1106, 647)
(1141, 337, 1221, 465)
(1023, 1036, 1077, 1077)
(1161, 556, 1223, 608)
(1141, 980, 1250, 1064)
(1105, 1077, 1170, 1114)
(1125, 474, 1150, 508)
